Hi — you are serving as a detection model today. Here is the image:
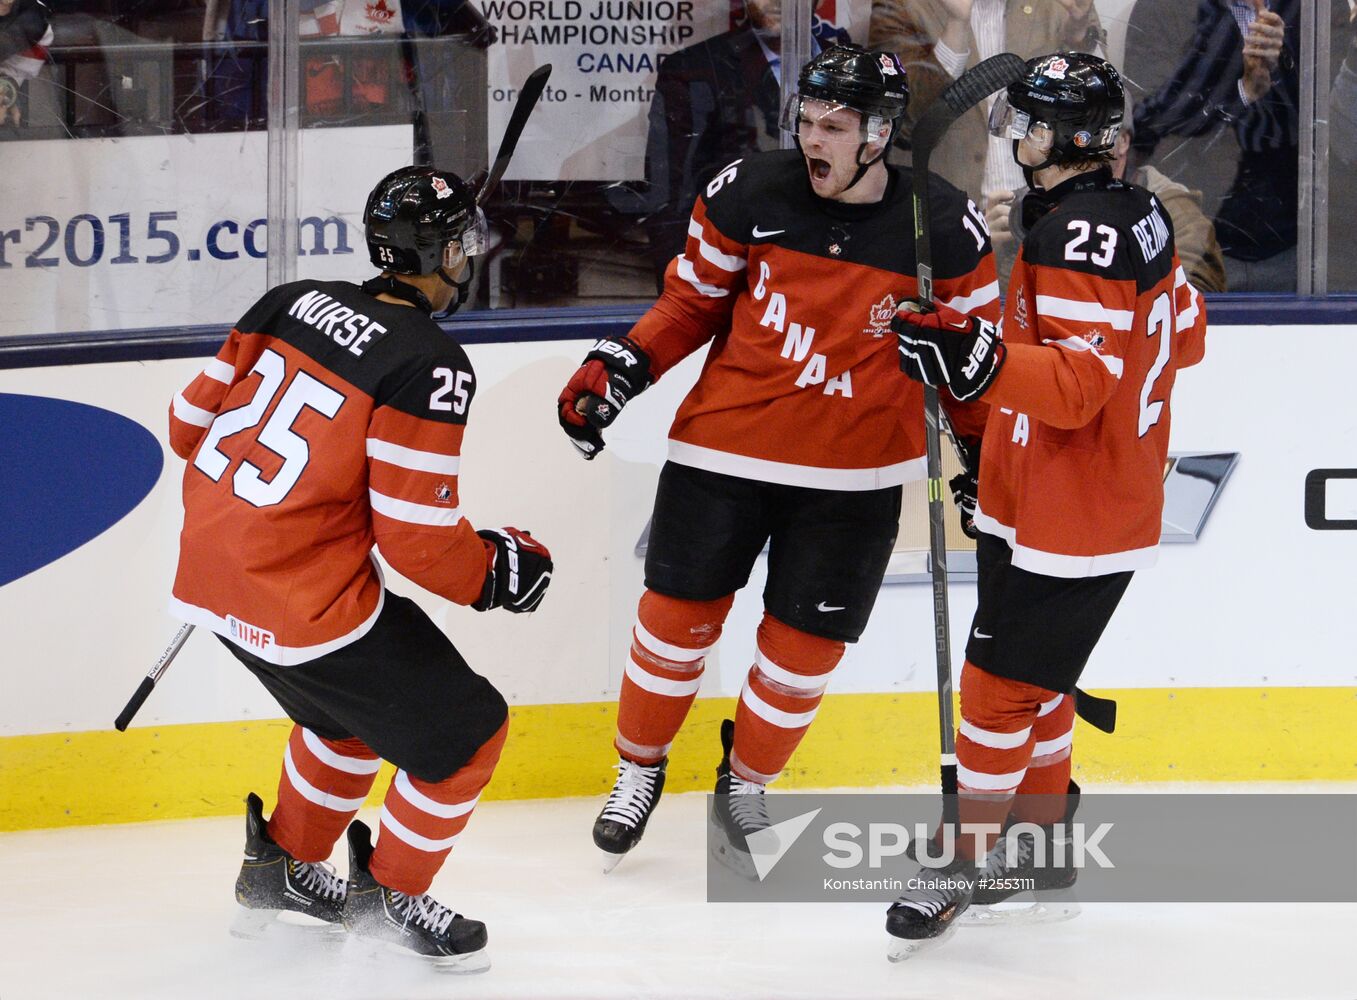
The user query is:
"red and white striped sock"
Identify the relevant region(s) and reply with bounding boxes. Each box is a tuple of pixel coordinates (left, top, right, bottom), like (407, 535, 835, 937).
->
(731, 614, 844, 784)
(614, 589, 734, 765)
(1012, 692, 1076, 825)
(267, 725, 381, 862)
(370, 720, 508, 896)
(954, 661, 1060, 858)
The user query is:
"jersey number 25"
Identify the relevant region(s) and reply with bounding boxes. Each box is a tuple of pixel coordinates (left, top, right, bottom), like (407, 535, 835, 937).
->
(194, 349, 345, 507)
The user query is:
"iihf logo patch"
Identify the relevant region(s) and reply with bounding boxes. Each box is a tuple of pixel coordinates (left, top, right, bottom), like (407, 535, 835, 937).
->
(434, 482, 453, 503)
(1046, 57, 1069, 80)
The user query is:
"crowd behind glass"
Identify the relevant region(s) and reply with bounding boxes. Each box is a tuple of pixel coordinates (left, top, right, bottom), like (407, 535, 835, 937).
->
(1, 0, 1353, 328)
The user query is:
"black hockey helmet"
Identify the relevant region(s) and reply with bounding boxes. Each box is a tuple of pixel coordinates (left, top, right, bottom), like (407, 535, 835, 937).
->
(797, 43, 909, 122)
(780, 44, 909, 145)
(363, 165, 488, 277)
(989, 52, 1125, 164)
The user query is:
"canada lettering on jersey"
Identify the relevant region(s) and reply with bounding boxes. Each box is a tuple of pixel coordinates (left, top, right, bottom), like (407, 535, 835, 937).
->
(757, 284, 852, 397)
(1130, 199, 1172, 266)
(287, 289, 390, 357)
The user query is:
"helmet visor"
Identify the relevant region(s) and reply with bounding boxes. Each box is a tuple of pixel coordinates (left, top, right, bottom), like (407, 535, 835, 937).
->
(441, 207, 488, 271)
(987, 93, 1034, 140)
(779, 95, 892, 146)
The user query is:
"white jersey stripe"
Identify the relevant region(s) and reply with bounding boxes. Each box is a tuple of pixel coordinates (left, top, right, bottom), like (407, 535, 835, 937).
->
(203, 359, 235, 384)
(282, 745, 369, 812)
(369, 489, 462, 527)
(675, 255, 730, 298)
(1042, 334, 1126, 377)
(378, 805, 463, 853)
(167, 557, 386, 666)
(939, 280, 1000, 314)
(1175, 266, 1201, 330)
(973, 507, 1159, 577)
(172, 393, 215, 428)
(300, 727, 382, 775)
(668, 440, 927, 492)
(1034, 295, 1135, 331)
(366, 437, 461, 475)
(687, 218, 747, 272)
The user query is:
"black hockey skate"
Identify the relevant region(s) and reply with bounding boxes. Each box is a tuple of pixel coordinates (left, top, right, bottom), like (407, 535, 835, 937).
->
(709, 718, 775, 881)
(342, 819, 490, 973)
(593, 756, 668, 873)
(965, 780, 1082, 926)
(885, 856, 976, 961)
(231, 792, 348, 940)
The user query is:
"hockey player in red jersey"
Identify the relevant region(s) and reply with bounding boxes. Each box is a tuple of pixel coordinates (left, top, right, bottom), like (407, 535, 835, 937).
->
(888, 53, 1207, 954)
(556, 44, 1001, 874)
(168, 166, 552, 970)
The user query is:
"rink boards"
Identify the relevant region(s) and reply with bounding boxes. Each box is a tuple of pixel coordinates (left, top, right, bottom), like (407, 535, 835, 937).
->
(1, 326, 1355, 830)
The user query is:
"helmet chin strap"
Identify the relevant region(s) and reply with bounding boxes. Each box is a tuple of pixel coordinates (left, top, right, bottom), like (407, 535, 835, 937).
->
(1014, 138, 1058, 190)
(842, 123, 896, 194)
(433, 258, 475, 320)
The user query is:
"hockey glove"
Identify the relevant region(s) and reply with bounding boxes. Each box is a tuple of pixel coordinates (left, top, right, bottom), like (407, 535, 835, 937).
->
(473, 527, 553, 614)
(949, 437, 982, 540)
(893, 301, 1006, 402)
(557, 336, 653, 459)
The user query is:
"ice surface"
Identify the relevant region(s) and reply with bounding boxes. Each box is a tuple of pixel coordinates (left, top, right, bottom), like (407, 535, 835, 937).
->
(1, 788, 1353, 1000)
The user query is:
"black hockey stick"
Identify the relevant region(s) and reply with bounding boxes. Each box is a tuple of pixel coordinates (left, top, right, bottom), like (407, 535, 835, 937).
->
(909, 53, 1027, 803)
(114, 622, 195, 731)
(476, 63, 552, 206)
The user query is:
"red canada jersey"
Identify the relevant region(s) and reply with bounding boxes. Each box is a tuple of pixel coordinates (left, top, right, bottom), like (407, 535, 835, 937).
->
(976, 173, 1208, 577)
(168, 280, 492, 664)
(629, 149, 1000, 491)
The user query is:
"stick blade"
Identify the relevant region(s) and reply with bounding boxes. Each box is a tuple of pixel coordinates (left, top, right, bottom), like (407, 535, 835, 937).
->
(940, 52, 1028, 114)
(478, 63, 553, 205)
(912, 52, 1029, 153)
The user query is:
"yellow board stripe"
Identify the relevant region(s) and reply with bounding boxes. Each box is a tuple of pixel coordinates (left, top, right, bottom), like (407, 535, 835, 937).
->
(2, 687, 1353, 831)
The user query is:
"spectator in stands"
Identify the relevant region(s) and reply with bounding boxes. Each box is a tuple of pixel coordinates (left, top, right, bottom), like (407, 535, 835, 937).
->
(0, 0, 51, 125)
(1130, 0, 1295, 291)
(640, 0, 850, 281)
(1115, 94, 1227, 293)
(868, 0, 1104, 238)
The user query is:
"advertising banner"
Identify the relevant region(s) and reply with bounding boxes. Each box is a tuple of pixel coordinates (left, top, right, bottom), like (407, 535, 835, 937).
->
(0, 126, 411, 338)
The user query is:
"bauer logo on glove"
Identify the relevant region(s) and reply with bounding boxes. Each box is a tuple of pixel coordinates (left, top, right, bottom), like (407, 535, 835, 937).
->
(893, 300, 1006, 402)
(557, 335, 654, 459)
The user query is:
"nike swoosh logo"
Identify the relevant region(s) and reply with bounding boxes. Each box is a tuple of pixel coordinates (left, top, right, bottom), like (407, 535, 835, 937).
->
(751, 226, 786, 238)
(972, 628, 992, 639)
(817, 602, 845, 612)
